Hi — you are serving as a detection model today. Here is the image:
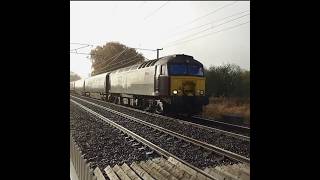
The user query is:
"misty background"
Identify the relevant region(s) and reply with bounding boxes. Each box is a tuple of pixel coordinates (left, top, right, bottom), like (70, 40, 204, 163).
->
(70, 1, 250, 78)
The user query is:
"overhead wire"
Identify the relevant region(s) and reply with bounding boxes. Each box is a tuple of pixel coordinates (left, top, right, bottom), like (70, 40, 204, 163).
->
(94, 54, 141, 73)
(70, 43, 94, 46)
(166, 9, 250, 38)
(170, 1, 237, 31)
(70, 42, 156, 52)
(102, 47, 130, 67)
(164, 21, 250, 48)
(71, 2, 246, 64)
(108, 53, 141, 67)
(92, 48, 129, 68)
(164, 13, 250, 46)
(144, 1, 169, 20)
(70, 42, 157, 68)
(70, 44, 93, 52)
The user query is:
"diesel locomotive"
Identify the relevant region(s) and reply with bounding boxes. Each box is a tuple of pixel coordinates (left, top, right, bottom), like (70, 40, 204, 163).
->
(70, 54, 209, 115)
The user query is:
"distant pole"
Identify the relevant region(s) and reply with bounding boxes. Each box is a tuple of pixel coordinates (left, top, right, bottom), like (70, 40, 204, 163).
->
(156, 48, 163, 59)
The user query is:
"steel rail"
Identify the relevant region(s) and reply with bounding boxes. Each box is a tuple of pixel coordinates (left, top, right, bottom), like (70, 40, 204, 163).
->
(71, 94, 250, 141)
(193, 115, 250, 130)
(71, 96, 250, 164)
(71, 99, 219, 180)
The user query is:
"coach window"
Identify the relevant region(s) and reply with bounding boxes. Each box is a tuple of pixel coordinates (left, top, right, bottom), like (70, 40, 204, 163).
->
(161, 64, 167, 75)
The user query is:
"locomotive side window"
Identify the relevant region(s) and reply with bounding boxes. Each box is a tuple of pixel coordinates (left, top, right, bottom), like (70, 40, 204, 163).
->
(161, 64, 167, 75)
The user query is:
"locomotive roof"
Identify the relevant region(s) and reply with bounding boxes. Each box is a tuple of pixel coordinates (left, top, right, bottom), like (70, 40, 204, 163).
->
(85, 54, 203, 78)
(112, 54, 203, 73)
(154, 54, 202, 66)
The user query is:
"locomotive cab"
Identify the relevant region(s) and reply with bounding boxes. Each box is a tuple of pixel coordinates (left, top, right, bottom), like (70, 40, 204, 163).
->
(155, 55, 209, 114)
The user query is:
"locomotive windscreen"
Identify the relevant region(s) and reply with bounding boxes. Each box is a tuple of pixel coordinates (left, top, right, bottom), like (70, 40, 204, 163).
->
(168, 64, 204, 76)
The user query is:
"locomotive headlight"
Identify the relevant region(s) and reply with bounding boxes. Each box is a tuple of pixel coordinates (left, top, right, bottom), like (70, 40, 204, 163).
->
(173, 90, 178, 94)
(200, 90, 204, 95)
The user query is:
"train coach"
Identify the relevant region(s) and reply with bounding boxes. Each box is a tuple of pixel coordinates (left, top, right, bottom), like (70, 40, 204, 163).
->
(72, 54, 209, 115)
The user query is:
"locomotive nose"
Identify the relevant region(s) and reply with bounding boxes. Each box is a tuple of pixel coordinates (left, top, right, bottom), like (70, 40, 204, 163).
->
(182, 81, 196, 96)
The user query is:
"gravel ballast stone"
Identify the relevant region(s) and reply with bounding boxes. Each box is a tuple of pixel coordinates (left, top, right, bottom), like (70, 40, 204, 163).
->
(72, 94, 250, 158)
(71, 98, 238, 169)
(70, 102, 160, 172)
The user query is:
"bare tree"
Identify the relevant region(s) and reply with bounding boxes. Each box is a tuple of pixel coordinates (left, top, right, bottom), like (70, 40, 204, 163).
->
(205, 64, 250, 97)
(90, 42, 145, 76)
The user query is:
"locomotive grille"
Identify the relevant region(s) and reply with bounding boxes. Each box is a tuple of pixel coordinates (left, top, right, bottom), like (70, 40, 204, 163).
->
(170, 76, 205, 96)
(182, 81, 196, 96)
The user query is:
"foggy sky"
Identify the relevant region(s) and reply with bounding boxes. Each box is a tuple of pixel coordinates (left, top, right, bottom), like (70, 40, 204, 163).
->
(71, 1, 250, 78)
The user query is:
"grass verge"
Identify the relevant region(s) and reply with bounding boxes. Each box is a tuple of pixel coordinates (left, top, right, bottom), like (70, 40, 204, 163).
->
(202, 97, 250, 125)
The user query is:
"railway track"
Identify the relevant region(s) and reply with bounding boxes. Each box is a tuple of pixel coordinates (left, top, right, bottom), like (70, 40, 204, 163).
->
(188, 115, 250, 136)
(71, 94, 250, 156)
(71, 102, 211, 179)
(71, 96, 250, 164)
(71, 94, 249, 141)
(70, 102, 160, 170)
(97, 88, 249, 136)
(71, 100, 219, 179)
(71, 96, 251, 179)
